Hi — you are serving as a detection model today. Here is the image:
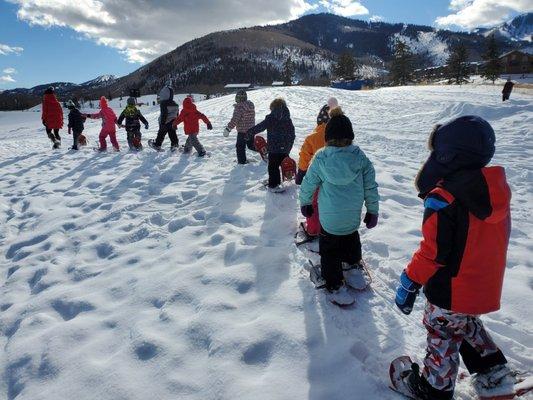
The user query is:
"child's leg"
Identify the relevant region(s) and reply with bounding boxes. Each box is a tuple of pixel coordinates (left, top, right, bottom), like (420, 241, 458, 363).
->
(168, 126, 179, 147)
(54, 129, 61, 142)
(154, 125, 168, 147)
(109, 131, 119, 150)
(422, 303, 465, 396)
(183, 136, 193, 153)
(319, 230, 344, 290)
(341, 230, 362, 265)
(72, 131, 80, 149)
(306, 189, 321, 235)
(236, 132, 247, 164)
(190, 135, 205, 154)
(99, 130, 108, 149)
(459, 317, 507, 374)
(267, 153, 284, 188)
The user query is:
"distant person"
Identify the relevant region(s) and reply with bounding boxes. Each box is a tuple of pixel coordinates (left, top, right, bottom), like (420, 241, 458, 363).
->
(172, 97, 212, 157)
(117, 97, 148, 151)
(86, 96, 119, 152)
(247, 98, 296, 192)
(223, 90, 256, 164)
(502, 78, 514, 102)
(41, 86, 64, 149)
(66, 99, 86, 151)
(149, 86, 179, 151)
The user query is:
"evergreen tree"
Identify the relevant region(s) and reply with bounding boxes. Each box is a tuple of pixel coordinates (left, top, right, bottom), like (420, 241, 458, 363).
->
(283, 57, 294, 86)
(447, 43, 470, 85)
(389, 39, 414, 86)
(334, 52, 356, 80)
(481, 35, 502, 84)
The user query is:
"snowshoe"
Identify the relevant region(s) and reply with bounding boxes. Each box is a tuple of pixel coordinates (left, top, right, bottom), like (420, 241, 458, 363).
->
(295, 222, 318, 246)
(148, 139, 163, 152)
(281, 156, 297, 181)
(254, 135, 268, 162)
(309, 261, 326, 289)
(472, 365, 532, 400)
(132, 136, 142, 149)
(52, 141, 61, 150)
(267, 185, 286, 193)
(170, 145, 180, 153)
(326, 285, 355, 307)
(78, 134, 88, 147)
(343, 261, 372, 291)
(93, 147, 106, 153)
(69, 146, 79, 151)
(198, 151, 207, 157)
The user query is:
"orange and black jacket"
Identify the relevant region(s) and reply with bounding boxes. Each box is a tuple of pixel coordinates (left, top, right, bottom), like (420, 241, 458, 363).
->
(406, 167, 511, 315)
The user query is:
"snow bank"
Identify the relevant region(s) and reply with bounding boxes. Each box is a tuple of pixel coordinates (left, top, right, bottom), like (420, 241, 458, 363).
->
(0, 85, 531, 400)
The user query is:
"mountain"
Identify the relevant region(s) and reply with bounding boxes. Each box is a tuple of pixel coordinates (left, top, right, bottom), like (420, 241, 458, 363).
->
(476, 13, 532, 42)
(1, 13, 531, 110)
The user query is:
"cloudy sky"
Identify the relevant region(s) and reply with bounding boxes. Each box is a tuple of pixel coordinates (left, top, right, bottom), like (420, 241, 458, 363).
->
(0, 0, 531, 88)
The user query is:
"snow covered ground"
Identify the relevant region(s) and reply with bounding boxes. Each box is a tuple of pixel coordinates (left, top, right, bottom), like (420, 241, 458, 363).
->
(0, 85, 531, 400)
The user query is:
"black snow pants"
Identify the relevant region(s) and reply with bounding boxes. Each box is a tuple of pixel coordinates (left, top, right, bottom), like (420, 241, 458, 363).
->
(126, 129, 142, 149)
(236, 132, 257, 164)
(72, 130, 83, 149)
(268, 153, 288, 188)
(319, 229, 362, 290)
(46, 128, 60, 143)
(155, 122, 178, 147)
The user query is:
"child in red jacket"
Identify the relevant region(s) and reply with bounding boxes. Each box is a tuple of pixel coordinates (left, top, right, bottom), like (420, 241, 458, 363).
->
(41, 87, 64, 149)
(172, 97, 212, 157)
(394, 116, 513, 400)
(87, 96, 119, 152)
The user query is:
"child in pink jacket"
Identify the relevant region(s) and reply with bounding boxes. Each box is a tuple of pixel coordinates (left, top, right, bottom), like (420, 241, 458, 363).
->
(87, 96, 119, 151)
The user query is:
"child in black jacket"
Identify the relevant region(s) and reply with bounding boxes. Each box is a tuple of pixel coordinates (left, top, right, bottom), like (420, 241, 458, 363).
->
(66, 99, 86, 150)
(117, 97, 149, 150)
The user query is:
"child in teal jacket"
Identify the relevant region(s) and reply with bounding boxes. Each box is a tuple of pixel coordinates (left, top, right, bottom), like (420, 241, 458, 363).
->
(299, 107, 379, 299)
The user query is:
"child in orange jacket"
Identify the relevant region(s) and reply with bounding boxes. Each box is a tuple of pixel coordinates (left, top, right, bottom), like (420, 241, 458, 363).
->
(173, 97, 212, 157)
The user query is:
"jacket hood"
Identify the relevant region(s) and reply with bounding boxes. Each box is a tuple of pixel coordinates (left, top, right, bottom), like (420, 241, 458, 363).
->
(159, 86, 173, 102)
(319, 145, 365, 186)
(43, 93, 59, 104)
(440, 166, 511, 222)
(236, 100, 254, 112)
(183, 97, 197, 112)
(270, 105, 290, 121)
(99, 96, 108, 108)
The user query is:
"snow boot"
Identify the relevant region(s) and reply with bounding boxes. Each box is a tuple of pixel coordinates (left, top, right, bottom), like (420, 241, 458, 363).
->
(198, 150, 207, 157)
(148, 139, 162, 152)
(472, 364, 518, 398)
(326, 284, 355, 307)
(267, 185, 285, 193)
(343, 262, 371, 290)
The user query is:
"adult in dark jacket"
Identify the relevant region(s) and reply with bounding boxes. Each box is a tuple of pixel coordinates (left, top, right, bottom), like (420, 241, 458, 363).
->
(150, 86, 179, 150)
(502, 78, 514, 102)
(41, 86, 64, 149)
(117, 97, 149, 150)
(247, 98, 295, 189)
(66, 99, 86, 150)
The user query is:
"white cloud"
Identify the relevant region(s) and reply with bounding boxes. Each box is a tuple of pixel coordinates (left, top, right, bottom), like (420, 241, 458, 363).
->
(436, 0, 533, 29)
(320, 0, 369, 17)
(0, 75, 16, 83)
(3, 68, 17, 74)
(0, 43, 24, 56)
(7, 0, 318, 64)
(369, 15, 384, 23)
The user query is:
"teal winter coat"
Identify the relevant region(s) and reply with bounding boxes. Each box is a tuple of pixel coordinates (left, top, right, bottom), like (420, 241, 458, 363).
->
(299, 145, 379, 235)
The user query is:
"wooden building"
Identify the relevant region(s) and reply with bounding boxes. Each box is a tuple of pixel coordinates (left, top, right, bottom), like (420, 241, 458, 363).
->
(499, 50, 533, 74)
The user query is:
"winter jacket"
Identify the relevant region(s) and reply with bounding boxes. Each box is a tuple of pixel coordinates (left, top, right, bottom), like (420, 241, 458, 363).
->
(68, 108, 86, 133)
(502, 81, 514, 95)
(158, 86, 179, 125)
(88, 97, 117, 133)
(42, 93, 64, 129)
(227, 100, 255, 133)
(247, 106, 295, 154)
(298, 123, 326, 171)
(300, 145, 379, 235)
(406, 167, 511, 315)
(117, 105, 148, 132)
(173, 97, 211, 135)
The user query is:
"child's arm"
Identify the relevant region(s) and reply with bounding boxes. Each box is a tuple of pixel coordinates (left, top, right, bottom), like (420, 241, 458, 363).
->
(247, 117, 268, 137)
(117, 111, 125, 127)
(361, 156, 379, 215)
(172, 113, 183, 129)
(299, 159, 322, 206)
(226, 106, 240, 131)
(199, 113, 212, 130)
(138, 111, 148, 127)
(405, 190, 455, 285)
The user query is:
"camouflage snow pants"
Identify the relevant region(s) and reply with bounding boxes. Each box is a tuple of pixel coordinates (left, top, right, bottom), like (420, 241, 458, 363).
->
(422, 303, 507, 392)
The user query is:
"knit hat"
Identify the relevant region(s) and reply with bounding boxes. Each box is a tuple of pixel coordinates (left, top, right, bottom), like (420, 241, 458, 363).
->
(415, 115, 496, 195)
(66, 100, 77, 109)
(235, 90, 247, 103)
(127, 97, 136, 106)
(327, 97, 339, 109)
(44, 86, 55, 95)
(325, 107, 354, 142)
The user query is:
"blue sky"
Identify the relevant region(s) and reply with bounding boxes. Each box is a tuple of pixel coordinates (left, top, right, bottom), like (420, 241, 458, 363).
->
(0, 0, 529, 89)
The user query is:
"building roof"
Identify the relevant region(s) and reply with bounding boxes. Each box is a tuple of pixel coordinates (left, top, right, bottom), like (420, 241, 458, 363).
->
(499, 49, 533, 59)
(224, 84, 252, 89)
(272, 81, 284, 86)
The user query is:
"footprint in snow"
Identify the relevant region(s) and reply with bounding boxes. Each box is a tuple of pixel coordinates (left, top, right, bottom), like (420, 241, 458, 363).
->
(242, 341, 273, 366)
(51, 299, 95, 321)
(134, 341, 159, 361)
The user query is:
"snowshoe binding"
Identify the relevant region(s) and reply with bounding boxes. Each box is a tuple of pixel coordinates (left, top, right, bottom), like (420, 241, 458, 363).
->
(254, 135, 268, 162)
(472, 365, 532, 400)
(281, 156, 297, 181)
(343, 261, 372, 291)
(308, 261, 355, 307)
(295, 222, 318, 246)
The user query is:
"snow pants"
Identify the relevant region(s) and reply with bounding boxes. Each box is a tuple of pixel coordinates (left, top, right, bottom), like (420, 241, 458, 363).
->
(184, 134, 205, 155)
(126, 129, 142, 150)
(155, 122, 178, 148)
(305, 189, 321, 236)
(319, 229, 361, 290)
(502, 92, 511, 102)
(46, 128, 60, 143)
(236, 132, 257, 164)
(422, 303, 507, 393)
(99, 129, 119, 150)
(268, 153, 288, 188)
(72, 130, 83, 149)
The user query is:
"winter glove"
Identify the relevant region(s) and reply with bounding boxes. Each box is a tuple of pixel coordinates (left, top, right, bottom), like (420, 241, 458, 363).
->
(295, 169, 306, 185)
(395, 271, 422, 315)
(144, 123, 149, 130)
(301, 204, 314, 218)
(223, 127, 231, 137)
(207, 122, 213, 130)
(364, 213, 379, 229)
(68, 128, 72, 135)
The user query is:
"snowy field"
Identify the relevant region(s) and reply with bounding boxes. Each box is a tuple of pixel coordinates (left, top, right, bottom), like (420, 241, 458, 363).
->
(0, 85, 531, 400)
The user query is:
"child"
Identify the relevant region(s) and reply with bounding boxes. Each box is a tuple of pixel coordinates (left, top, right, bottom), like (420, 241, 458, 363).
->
(502, 77, 514, 102)
(117, 97, 149, 150)
(149, 86, 180, 151)
(41, 86, 64, 149)
(394, 116, 512, 400)
(172, 97, 212, 157)
(247, 98, 296, 191)
(296, 97, 339, 236)
(299, 108, 379, 304)
(87, 96, 119, 152)
(223, 90, 256, 164)
(66, 99, 86, 150)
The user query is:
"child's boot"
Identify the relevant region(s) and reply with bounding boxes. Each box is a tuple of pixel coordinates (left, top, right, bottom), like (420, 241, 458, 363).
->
(472, 364, 516, 398)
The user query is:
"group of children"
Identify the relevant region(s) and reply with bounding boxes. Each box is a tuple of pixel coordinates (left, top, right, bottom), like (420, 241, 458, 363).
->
(41, 85, 515, 400)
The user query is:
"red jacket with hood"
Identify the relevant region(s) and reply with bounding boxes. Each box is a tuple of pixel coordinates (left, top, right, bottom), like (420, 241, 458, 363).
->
(89, 97, 117, 133)
(173, 97, 210, 135)
(42, 93, 64, 129)
(406, 167, 511, 315)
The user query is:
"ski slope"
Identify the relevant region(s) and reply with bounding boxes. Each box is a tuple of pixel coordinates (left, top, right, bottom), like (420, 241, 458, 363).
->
(0, 85, 531, 400)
